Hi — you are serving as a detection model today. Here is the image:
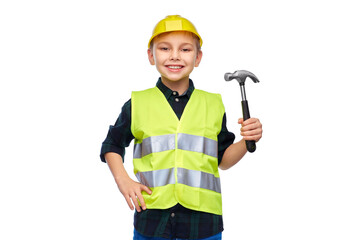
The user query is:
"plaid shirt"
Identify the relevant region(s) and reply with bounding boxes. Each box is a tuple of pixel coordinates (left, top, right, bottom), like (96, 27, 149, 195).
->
(101, 78, 235, 239)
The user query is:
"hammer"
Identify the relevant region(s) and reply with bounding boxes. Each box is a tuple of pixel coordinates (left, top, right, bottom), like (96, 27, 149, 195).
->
(224, 70, 259, 153)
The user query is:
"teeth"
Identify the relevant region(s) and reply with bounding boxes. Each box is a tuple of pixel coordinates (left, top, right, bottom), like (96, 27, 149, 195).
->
(168, 66, 182, 69)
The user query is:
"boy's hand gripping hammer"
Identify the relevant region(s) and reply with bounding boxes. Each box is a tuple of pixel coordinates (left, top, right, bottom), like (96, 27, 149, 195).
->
(224, 70, 259, 153)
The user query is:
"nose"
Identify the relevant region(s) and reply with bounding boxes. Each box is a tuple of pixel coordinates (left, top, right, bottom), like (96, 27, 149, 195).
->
(170, 50, 180, 61)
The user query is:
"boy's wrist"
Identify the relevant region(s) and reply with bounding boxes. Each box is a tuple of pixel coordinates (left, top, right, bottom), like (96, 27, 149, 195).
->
(114, 172, 131, 186)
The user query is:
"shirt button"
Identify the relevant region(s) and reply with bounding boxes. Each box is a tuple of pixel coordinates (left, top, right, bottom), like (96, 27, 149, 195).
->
(171, 213, 175, 218)
(172, 91, 177, 96)
(175, 98, 179, 102)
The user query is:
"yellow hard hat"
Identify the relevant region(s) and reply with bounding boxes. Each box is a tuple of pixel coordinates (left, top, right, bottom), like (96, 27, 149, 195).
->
(148, 15, 203, 48)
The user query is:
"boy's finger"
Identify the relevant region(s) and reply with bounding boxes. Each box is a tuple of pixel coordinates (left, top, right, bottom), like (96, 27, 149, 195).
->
(141, 185, 152, 195)
(125, 195, 134, 210)
(138, 185, 151, 210)
(242, 119, 262, 130)
(130, 194, 141, 212)
(239, 118, 259, 125)
(242, 118, 258, 125)
(241, 122, 260, 131)
(137, 193, 147, 210)
(241, 128, 262, 137)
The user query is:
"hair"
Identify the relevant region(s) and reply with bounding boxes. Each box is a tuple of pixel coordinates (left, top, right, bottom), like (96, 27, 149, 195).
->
(149, 31, 201, 54)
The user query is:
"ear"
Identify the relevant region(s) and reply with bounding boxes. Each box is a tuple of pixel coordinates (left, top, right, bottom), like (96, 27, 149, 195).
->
(195, 50, 203, 67)
(147, 49, 155, 65)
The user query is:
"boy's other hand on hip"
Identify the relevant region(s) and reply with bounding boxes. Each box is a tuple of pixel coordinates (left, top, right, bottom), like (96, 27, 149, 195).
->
(117, 177, 152, 212)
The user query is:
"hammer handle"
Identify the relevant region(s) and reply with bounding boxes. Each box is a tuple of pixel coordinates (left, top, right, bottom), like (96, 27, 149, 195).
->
(241, 100, 256, 153)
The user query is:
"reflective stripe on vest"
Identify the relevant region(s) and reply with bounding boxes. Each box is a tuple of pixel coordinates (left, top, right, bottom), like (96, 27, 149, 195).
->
(133, 134, 176, 159)
(136, 168, 176, 187)
(136, 167, 221, 193)
(133, 133, 218, 159)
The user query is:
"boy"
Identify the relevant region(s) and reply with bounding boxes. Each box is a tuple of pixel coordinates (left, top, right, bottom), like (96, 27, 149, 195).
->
(101, 15, 262, 240)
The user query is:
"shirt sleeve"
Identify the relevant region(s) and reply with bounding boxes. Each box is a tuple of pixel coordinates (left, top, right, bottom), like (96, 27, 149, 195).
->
(218, 113, 235, 165)
(100, 99, 134, 163)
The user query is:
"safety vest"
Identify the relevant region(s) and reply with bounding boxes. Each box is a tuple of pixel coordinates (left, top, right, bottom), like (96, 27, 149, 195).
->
(131, 87, 225, 215)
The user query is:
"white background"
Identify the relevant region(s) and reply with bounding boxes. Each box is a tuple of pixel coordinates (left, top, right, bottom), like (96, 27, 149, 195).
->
(1, 0, 359, 239)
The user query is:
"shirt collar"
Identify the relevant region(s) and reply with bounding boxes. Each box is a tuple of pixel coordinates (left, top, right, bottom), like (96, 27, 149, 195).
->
(156, 77, 195, 100)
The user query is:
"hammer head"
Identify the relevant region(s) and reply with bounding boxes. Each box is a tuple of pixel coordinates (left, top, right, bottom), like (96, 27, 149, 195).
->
(224, 70, 260, 84)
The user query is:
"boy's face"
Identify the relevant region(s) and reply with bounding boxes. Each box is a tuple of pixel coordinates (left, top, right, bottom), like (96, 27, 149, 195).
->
(148, 31, 202, 86)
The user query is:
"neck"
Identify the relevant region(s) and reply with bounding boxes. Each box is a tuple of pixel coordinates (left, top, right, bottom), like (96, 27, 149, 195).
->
(161, 77, 189, 95)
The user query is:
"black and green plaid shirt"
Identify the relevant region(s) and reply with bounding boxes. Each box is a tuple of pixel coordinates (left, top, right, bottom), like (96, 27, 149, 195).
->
(101, 78, 235, 239)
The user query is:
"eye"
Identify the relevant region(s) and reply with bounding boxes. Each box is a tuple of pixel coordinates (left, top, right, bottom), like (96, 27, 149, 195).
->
(160, 47, 169, 51)
(182, 48, 191, 52)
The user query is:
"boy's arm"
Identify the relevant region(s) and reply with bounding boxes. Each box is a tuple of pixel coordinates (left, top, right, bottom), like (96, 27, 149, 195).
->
(219, 118, 262, 170)
(105, 152, 152, 212)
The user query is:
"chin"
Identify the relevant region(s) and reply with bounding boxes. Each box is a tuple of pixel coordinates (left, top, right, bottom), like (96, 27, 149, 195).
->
(165, 76, 188, 82)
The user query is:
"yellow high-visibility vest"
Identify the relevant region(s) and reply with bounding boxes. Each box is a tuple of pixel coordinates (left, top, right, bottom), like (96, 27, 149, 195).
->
(131, 87, 225, 215)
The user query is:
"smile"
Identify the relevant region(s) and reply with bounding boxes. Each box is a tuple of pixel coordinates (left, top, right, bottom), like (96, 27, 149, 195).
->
(166, 65, 183, 69)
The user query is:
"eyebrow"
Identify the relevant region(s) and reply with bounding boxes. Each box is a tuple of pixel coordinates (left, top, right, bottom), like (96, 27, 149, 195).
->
(156, 41, 194, 47)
